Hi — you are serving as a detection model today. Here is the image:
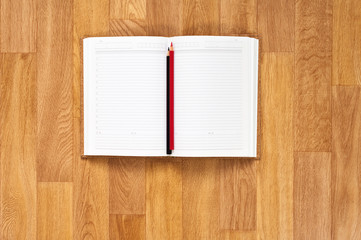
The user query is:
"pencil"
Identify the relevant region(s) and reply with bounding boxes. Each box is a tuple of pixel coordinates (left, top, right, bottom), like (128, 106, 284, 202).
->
(167, 48, 171, 154)
(169, 43, 174, 151)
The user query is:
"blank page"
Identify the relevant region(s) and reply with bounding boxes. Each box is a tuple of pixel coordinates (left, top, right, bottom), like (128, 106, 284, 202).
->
(83, 37, 168, 156)
(171, 36, 258, 157)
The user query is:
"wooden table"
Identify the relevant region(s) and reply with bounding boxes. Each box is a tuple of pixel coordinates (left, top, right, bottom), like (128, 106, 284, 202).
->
(0, 0, 360, 239)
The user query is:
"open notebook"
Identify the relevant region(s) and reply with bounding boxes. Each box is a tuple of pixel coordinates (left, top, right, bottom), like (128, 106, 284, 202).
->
(83, 36, 259, 157)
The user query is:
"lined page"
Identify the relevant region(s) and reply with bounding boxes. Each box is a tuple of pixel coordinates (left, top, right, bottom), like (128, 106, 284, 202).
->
(84, 37, 168, 156)
(171, 36, 258, 157)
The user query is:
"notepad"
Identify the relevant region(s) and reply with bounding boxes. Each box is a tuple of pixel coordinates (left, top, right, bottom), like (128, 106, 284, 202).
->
(83, 36, 259, 157)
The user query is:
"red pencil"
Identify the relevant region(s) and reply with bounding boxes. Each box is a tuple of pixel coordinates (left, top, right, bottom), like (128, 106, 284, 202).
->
(169, 42, 174, 150)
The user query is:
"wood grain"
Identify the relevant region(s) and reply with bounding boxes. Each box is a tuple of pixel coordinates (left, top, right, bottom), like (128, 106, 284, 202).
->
(0, 0, 36, 52)
(110, 0, 146, 20)
(258, 53, 294, 240)
(183, 159, 219, 239)
(73, 1, 110, 238)
(183, 0, 220, 35)
(110, 159, 145, 214)
(73, 0, 109, 118)
(37, 182, 73, 240)
(332, 86, 361, 239)
(294, 152, 331, 239)
(110, 20, 147, 36)
(333, 0, 361, 85)
(0, 54, 36, 239)
(220, 230, 257, 240)
(146, 160, 182, 240)
(258, 0, 294, 51)
(294, 0, 332, 152)
(37, 0, 73, 181)
(220, 159, 256, 230)
(220, 0, 257, 35)
(73, 118, 110, 240)
(110, 215, 145, 240)
(147, 0, 182, 36)
(0, 0, 360, 238)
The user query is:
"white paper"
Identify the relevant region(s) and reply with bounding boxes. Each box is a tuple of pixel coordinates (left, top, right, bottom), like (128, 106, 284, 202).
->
(170, 36, 258, 157)
(83, 36, 258, 157)
(84, 37, 169, 156)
